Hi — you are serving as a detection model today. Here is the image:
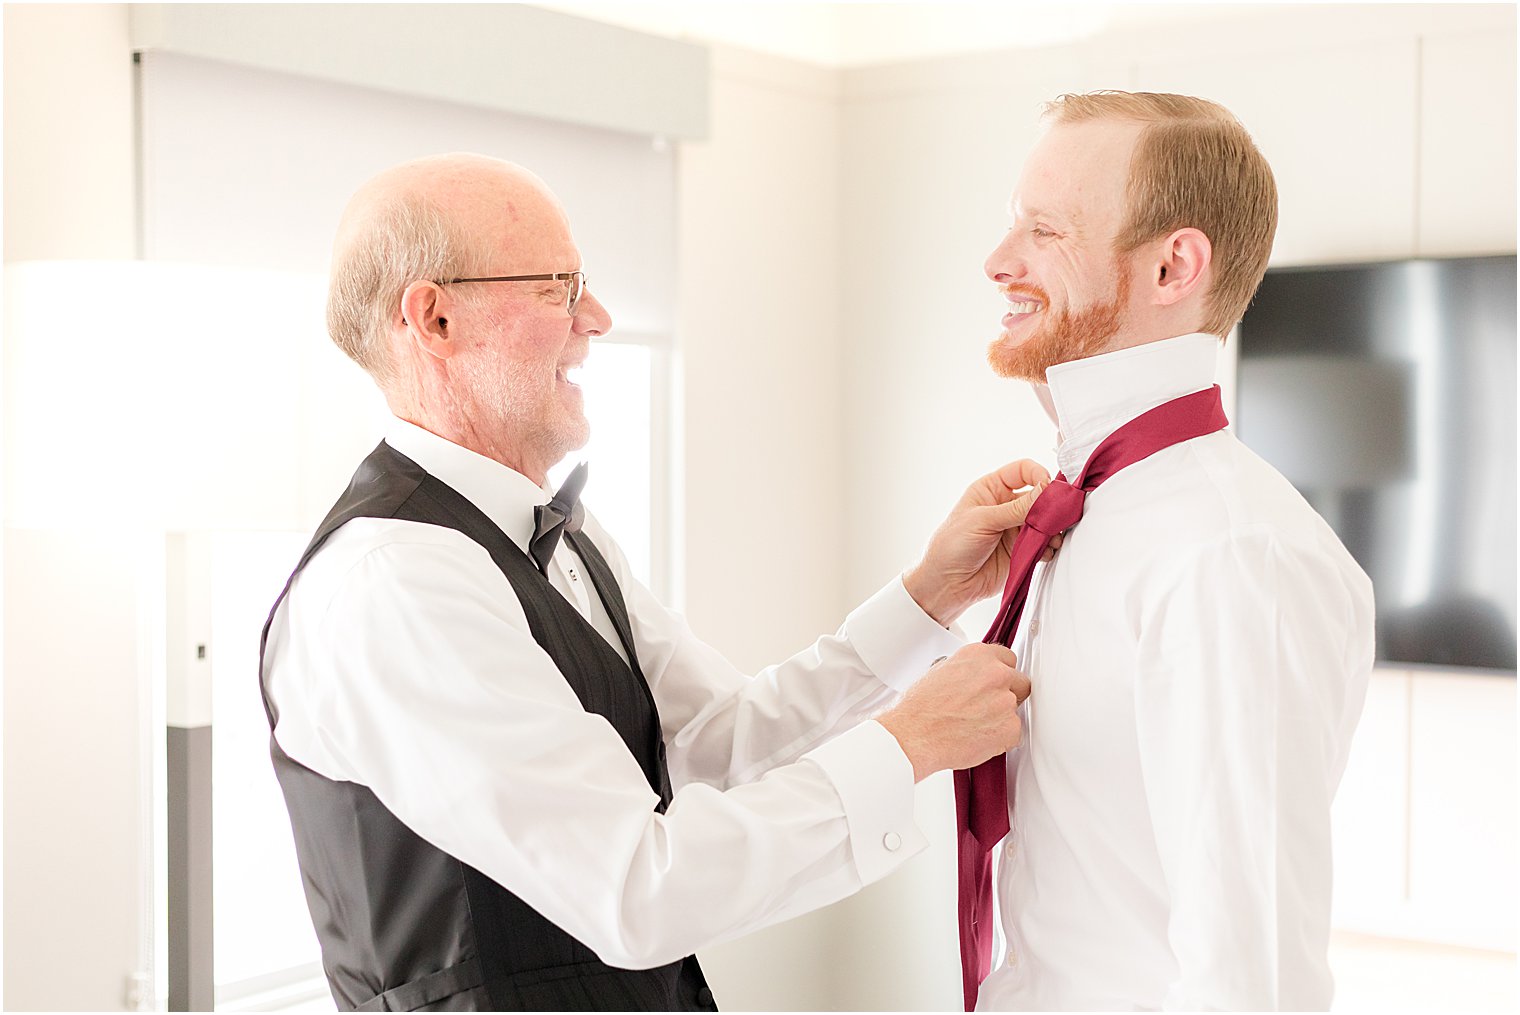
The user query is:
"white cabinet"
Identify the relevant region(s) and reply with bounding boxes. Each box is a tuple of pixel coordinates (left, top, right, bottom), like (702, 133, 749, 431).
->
(1332, 669, 1412, 934)
(1407, 672, 1517, 951)
(1130, 15, 1519, 266)
(1133, 39, 1421, 266)
(1332, 668, 1517, 952)
(1418, 31, 1519, 256)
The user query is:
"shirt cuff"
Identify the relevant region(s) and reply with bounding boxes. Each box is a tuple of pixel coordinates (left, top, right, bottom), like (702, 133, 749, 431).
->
(803, 719, 928, 885)
(844, 576, 967, 693)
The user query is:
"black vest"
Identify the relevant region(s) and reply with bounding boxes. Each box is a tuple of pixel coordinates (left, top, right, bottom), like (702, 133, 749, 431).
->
(258, 442, 717, 1012)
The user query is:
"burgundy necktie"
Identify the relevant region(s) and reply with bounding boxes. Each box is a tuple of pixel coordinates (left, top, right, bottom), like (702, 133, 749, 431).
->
(954, 384, 1229, 1011)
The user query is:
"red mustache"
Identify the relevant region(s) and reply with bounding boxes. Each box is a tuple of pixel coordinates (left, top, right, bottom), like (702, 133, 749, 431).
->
(1000, 284, 1049, 304)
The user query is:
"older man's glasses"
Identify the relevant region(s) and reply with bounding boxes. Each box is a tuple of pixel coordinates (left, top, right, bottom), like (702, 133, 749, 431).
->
(436, 271, 588, 316)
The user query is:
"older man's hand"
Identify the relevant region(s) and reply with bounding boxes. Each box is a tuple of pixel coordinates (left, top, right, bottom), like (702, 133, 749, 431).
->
(902, 459, 1060, 627)
(877, 643, 1032, 781)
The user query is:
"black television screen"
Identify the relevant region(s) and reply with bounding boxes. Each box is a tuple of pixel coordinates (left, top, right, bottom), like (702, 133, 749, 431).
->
(1237, 256, 1517, 674)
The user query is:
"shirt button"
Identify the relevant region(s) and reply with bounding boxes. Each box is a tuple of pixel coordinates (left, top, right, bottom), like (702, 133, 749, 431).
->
(1006, 944, 1018, 967)
(1028, 619, 1040, 636)
(1005, 841, 1016, 860)
(568, 567, 580, 582)
(883, 831, 903, 851)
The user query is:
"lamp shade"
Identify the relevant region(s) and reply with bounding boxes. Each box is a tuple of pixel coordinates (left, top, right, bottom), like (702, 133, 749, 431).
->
(4, 260, 387, 531)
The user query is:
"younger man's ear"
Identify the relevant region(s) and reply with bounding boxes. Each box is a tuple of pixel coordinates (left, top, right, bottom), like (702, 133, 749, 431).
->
(1153, 228, 1212, 307)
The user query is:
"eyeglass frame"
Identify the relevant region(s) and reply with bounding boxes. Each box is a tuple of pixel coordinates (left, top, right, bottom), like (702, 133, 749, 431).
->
(434, 271, 588, 316)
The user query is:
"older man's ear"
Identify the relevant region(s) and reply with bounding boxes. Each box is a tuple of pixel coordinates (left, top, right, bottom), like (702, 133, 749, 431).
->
(399, 280, 455, 360)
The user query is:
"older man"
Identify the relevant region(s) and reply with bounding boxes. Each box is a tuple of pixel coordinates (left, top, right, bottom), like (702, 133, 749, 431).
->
(958, 93, 1374, 1011)
(260, 153, 1042, 1012)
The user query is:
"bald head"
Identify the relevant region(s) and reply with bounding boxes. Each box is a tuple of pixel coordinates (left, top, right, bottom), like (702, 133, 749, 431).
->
(326, 153, 570, 384)
(332, 154, 563, 269)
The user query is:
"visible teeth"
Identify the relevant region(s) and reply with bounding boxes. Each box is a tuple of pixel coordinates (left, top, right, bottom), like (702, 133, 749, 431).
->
(563, 364, 584, 383)
(1007, 301, 1042, 314)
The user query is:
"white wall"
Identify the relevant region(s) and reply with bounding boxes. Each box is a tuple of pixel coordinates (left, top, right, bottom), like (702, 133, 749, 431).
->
(674, 45, 849, 1007)
(2, 5, 136, 262)
(2, 5, 149, 1010)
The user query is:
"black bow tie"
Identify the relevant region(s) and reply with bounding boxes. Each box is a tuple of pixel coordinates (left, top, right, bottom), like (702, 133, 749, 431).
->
(530, 462, 588, 574)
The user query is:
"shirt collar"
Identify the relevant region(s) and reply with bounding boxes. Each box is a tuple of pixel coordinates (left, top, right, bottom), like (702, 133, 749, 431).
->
(383, 417, 551, 553)
(1040, 333, 1221, 479)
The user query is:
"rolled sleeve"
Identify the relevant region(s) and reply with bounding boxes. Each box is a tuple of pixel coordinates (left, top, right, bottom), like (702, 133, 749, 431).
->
(846, 577, 968, 693)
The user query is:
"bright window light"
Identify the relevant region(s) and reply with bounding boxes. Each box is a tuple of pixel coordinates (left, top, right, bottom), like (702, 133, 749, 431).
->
(210, 533, 326, 1005)
(549, 343, 654, 587)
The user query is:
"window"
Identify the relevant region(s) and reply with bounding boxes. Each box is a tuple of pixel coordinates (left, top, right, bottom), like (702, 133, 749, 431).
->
(550, 340, 663, 589)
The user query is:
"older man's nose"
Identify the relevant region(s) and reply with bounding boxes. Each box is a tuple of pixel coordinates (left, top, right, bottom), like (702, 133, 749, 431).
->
(573, 289, 612, 337)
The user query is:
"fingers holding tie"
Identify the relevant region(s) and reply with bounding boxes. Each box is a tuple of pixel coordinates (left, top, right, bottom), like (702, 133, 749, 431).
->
(903, 457, 1063, 628)
(877, 643, 1033, 781)
(959, 458, 1051, 514)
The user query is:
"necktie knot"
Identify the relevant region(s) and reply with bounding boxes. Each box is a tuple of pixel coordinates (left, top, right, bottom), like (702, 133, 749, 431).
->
(530, 462, 587, 574)
(1025, 477, 1085, 535)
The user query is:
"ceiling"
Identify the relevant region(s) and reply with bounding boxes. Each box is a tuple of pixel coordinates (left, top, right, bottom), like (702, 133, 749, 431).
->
(535, 2, 1278, 67)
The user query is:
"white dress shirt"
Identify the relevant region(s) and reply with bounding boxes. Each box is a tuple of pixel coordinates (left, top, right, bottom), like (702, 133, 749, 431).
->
(978, 334, 1375, 1012)
(264, 418, 964, 970)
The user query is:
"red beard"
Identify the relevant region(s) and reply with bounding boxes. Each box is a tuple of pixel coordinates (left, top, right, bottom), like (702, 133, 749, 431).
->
(987, 268, 1131, 382)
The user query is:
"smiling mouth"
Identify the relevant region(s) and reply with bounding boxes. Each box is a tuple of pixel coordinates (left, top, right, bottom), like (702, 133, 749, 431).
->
(1001, 297, 1045, 332)
(555, 364, 584, 386)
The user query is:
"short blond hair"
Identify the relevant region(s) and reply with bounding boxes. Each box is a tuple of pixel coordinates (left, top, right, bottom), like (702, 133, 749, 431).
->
(1044, 91, 1278, 336)
(326, 194, 485, 384)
